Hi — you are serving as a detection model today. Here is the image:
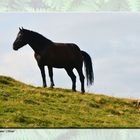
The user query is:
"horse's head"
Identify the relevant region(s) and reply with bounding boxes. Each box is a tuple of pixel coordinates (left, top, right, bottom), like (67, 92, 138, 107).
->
(13, 27, 29, 51)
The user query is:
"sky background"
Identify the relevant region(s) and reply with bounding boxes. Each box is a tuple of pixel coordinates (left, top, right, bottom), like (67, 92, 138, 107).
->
(0, 13, 140, 99)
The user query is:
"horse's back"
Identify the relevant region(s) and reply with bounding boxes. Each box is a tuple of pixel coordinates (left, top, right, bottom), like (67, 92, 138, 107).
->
(54, 42, 81, 55)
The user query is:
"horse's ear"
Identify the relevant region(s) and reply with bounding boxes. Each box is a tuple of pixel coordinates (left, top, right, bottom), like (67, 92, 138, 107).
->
(19, 27, 21, 31)
(22, 27, 24, 30)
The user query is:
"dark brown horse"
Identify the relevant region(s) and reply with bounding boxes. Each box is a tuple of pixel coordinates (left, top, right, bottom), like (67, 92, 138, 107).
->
(13, 27, 94, 93)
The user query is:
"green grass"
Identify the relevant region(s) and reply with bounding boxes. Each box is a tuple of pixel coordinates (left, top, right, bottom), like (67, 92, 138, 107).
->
(0, 75, 140, 128)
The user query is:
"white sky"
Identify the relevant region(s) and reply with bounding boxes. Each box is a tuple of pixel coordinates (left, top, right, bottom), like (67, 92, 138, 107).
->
(0, 13, 140, 98)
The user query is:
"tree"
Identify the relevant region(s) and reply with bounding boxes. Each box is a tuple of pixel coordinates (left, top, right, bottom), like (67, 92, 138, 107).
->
(28, 0, 47, 11)
(3, 0, 26, 11)
(106, 0, 130, 11)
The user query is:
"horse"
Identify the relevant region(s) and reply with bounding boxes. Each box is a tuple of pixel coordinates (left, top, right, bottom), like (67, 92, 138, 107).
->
(13, 27, 94, 93)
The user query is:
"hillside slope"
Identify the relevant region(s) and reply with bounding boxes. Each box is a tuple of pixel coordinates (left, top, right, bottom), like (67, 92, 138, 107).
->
(0, 75, 139, 128)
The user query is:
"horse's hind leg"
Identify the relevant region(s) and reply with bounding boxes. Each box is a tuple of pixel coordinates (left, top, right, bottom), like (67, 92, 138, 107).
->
(48, 66, 55, 88)
(65, 68, 76, 92)
(76, 67, 85, 93)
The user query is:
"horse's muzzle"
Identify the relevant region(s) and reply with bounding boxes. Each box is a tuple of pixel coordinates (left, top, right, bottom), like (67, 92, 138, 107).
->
(13, 45, 18, 51)
(13, 42, 19, 50)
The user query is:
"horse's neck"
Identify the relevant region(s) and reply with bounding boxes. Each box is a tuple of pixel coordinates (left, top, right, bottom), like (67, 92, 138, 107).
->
(28, 37, 49, 54)
(28, 42, 44, 53)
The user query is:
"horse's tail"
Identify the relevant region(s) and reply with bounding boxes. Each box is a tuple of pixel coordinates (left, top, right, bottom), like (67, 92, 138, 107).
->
(81, 50, 94, 86)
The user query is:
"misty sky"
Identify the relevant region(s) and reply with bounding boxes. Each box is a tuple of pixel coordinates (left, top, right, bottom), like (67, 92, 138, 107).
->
(0, 13, 140, 98)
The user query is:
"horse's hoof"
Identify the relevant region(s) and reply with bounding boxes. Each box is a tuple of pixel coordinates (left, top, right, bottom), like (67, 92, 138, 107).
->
(81, 90, 85, 94)
(72, 89, 76, 92)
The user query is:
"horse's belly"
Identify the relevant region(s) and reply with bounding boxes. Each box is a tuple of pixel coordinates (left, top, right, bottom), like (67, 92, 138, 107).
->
(45, 58, 76, 68)
(48, 62, 74, 68)
(52, 65, 65, 68)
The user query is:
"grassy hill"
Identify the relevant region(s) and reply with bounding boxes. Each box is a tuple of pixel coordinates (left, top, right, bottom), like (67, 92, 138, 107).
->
(0, 75, 140, 128)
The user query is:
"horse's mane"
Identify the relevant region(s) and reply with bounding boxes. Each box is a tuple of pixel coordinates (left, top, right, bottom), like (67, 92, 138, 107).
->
(27, 29, 54, 46)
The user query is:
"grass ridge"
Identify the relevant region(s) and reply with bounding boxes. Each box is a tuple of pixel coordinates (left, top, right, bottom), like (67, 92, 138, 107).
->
(0, 75, 139, 128)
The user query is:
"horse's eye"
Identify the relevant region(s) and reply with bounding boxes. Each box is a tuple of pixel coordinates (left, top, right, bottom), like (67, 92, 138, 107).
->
(17, 33, 22, 38)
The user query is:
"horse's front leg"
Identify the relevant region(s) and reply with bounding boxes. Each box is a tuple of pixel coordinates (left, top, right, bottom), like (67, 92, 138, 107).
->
(48, 66, 55, 88)
(39, 65, 47, 87)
